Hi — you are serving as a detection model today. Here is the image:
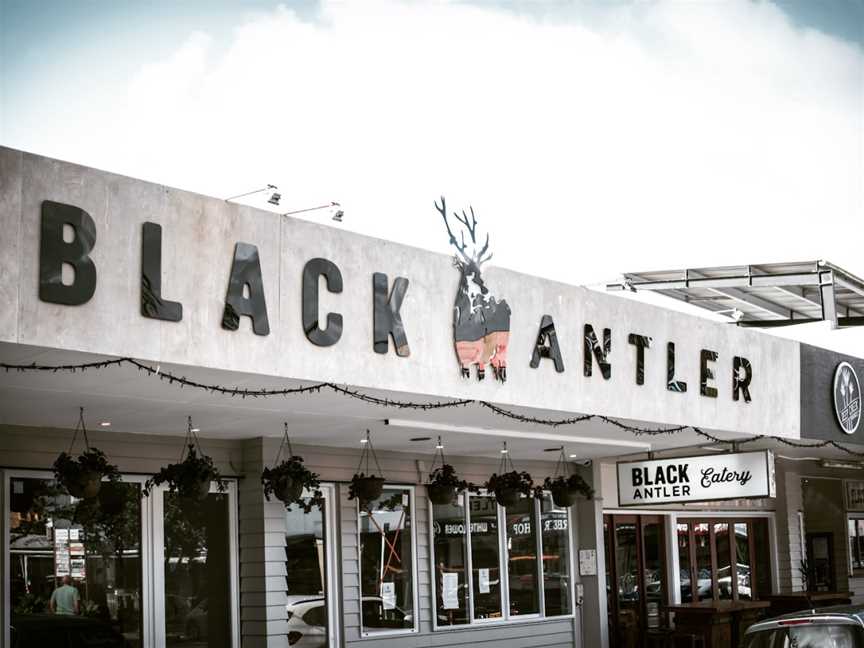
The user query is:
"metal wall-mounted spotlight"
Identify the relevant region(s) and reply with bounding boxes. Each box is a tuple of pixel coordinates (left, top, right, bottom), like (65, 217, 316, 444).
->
(225, 184, 280, 205)
(284, 201, 344, 222)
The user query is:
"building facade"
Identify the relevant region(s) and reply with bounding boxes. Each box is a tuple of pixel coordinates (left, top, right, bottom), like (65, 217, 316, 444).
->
(1, 146, 862, 648)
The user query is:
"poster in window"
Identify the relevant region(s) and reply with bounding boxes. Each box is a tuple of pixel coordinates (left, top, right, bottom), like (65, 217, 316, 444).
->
(442, 572, 459, 609)
(381, 582, 395, 610)
(70, 558, 86, 579)
(55, 549, 70, 577)
(479, 568, 490, 594)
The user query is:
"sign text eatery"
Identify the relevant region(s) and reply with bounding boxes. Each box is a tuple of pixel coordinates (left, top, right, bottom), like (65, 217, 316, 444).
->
(617, 450, 776, 506)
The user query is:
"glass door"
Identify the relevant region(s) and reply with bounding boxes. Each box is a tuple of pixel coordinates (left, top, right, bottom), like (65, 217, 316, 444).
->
(604, 514, 668, 648)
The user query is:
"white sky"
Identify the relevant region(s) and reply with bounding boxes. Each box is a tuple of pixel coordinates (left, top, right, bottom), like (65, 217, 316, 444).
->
(2, 0, 863, 354)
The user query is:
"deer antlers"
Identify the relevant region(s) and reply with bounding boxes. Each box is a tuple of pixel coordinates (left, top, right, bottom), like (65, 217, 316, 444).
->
(435, 196, 493, 266)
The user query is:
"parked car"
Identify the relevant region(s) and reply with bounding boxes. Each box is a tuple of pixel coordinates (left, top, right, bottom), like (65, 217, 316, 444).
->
(286, 596, 327, 647)
(11, 613, 127, 648)
(742, 604, 864, 648)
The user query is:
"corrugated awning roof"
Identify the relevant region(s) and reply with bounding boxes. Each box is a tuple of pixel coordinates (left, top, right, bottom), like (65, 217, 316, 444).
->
(606, 260, 864, 328)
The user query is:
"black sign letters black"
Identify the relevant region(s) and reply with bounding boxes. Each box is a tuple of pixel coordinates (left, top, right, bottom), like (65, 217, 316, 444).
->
(39, 200, 97, 306)
(141, 222, 182, 322)
(222, 242, 270, 336)
(302, 258, 343, 347)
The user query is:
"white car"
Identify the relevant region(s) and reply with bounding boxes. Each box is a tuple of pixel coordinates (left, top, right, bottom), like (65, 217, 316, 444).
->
(286, 596, 327, 648)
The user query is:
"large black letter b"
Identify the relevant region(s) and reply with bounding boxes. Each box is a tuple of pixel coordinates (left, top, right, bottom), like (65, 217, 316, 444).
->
(39, 200, 97, 305)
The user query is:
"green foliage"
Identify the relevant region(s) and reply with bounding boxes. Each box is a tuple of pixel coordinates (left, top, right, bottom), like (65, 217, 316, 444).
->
(53, 448, 120, 496)
(347, 473, 386, 508)
(540, 474, 594, 500)
(484, 470, 534, 497)
(261, 456, 323, 512)
(143, 445, 226, 498)
(427, 464, 470, 491)
(13, 593, 48, 615)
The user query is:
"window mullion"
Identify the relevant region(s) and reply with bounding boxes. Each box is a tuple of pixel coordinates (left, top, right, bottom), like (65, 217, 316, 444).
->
(535, 497, 545, 618)
(499, 500, 510, 620)
(466, 491, 475, 625)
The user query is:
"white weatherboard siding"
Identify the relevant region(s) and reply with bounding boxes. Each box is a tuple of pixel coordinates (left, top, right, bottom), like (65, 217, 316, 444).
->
(0, 147, 800, 438)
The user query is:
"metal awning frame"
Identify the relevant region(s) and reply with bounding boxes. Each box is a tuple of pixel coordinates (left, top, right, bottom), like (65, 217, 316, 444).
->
(607, 260, 864, 329)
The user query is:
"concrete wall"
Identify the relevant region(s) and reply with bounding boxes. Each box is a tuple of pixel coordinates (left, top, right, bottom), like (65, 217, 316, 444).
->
(0, 147, 802, 438)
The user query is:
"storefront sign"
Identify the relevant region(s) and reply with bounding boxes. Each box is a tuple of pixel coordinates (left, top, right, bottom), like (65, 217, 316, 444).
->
(834, 362, 861, 434)
(617, 450, 775, 506)
(846, 480, 864, 511)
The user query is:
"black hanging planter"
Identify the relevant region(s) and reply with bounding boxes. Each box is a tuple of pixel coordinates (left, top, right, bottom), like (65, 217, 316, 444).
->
(53, 408, 121, 500)
(541, 448, 594, 508)
(261, 423, 323, 511)
(348, 431, 387, 511)
(143, 417, 226, 505)
(425, 438, 470, 506)
(483, 442, 534, 508)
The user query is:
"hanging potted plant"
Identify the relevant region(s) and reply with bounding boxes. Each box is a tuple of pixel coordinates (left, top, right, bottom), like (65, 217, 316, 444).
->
(144, 417, 226, 504)
(262, 423, 323, 511)
(53, 407, 120, 499)
(348, 430, 386, 510)
(540, 448, 594, 507)
(426, 437, 470, 505)
(483, 442, 533, 507)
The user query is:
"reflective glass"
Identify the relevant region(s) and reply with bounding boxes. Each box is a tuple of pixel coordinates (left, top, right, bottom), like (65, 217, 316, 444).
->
(735, 522, 752, 600)
(540, 495, 571, 617)
(715, 522, 731, 600)
(286, 492, 329, 647)
(505, 496, 539, 616)
(358, 488, 415, 632)
(469, 495, 502, 619)
(432, 495, 469, 626)
(9, 477, 142, 647)
(642, 520, 664, 627)
(694, 522, 714, 601)
(677, 523, 692, 602)
(163, 491, 231, 648)
(615, 522, 640, 636)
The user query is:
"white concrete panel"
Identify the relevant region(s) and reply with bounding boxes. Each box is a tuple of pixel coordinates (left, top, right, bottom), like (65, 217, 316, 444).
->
(6, 148, 802, 438)
(0, 147, 22, 343)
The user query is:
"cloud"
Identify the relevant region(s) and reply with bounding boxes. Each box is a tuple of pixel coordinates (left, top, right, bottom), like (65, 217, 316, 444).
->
(7, 0, 863, 331)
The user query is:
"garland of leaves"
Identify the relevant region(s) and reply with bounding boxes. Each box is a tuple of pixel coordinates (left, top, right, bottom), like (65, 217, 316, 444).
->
(4, 357, 864, 458)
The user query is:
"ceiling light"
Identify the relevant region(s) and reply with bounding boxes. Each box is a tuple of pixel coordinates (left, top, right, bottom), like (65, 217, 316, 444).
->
(500, 447, 508, 454)
(820, 459, 864, 470)
(360, 437, 368, 444)
(383, 418, 651, 451)
(190, 427, 200, 433)
(99, 421, 111, 427)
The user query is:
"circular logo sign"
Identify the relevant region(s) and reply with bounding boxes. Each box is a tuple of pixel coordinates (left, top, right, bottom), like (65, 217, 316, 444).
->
(833, 362, 861, 435)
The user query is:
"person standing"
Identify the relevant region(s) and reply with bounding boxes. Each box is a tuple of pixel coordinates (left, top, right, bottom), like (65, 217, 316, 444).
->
(49, 576, 80, 615)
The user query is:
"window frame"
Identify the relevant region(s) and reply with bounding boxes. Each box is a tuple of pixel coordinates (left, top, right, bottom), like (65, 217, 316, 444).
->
(429, 489, 575, 632)
(356, 484, 419, 638)
(847, 516, 864, 574)
(2, 468, 240, 648)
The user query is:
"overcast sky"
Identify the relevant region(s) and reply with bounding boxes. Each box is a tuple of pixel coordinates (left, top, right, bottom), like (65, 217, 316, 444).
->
(2, 0, 863, 353)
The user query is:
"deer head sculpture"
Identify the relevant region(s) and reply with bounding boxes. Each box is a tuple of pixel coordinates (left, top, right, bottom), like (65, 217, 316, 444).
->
(435, 196, 511, 382)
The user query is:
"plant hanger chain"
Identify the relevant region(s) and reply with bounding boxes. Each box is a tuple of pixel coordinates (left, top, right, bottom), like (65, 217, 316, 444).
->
(429, 436, 447, 474)
(181, 415, 205, 462)
(498, 441, 516, 473)
(68, 406, 92, 454)
(274, 421, 295, 467)
(552, 446, 570, 480)
(356, 429, 384, 476)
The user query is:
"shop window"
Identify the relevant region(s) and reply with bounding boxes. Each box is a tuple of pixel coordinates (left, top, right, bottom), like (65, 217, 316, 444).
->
(432, 490, 574, 628)
(540, 494, 572, 617)
(358, 487, 416, 634)
(286, 486, 335, 647)
(642, 519, 664, 627)
(679, 517, 770, 603)
(849, 518, 864, 571)
(162, 490, 231, 648)
(469, 494, 503, 620)
(9, 476, 143, 647)
(431, 497, 469, 626)
(506, 496, 540, 616)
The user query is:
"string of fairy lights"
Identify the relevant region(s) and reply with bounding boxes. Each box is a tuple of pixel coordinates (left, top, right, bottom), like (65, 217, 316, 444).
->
(3, 356, 864, 458)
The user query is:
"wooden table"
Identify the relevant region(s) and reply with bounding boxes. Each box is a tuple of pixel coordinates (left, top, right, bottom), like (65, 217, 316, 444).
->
(765, 592, 853, 617)
(666, 600, 771, 648)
